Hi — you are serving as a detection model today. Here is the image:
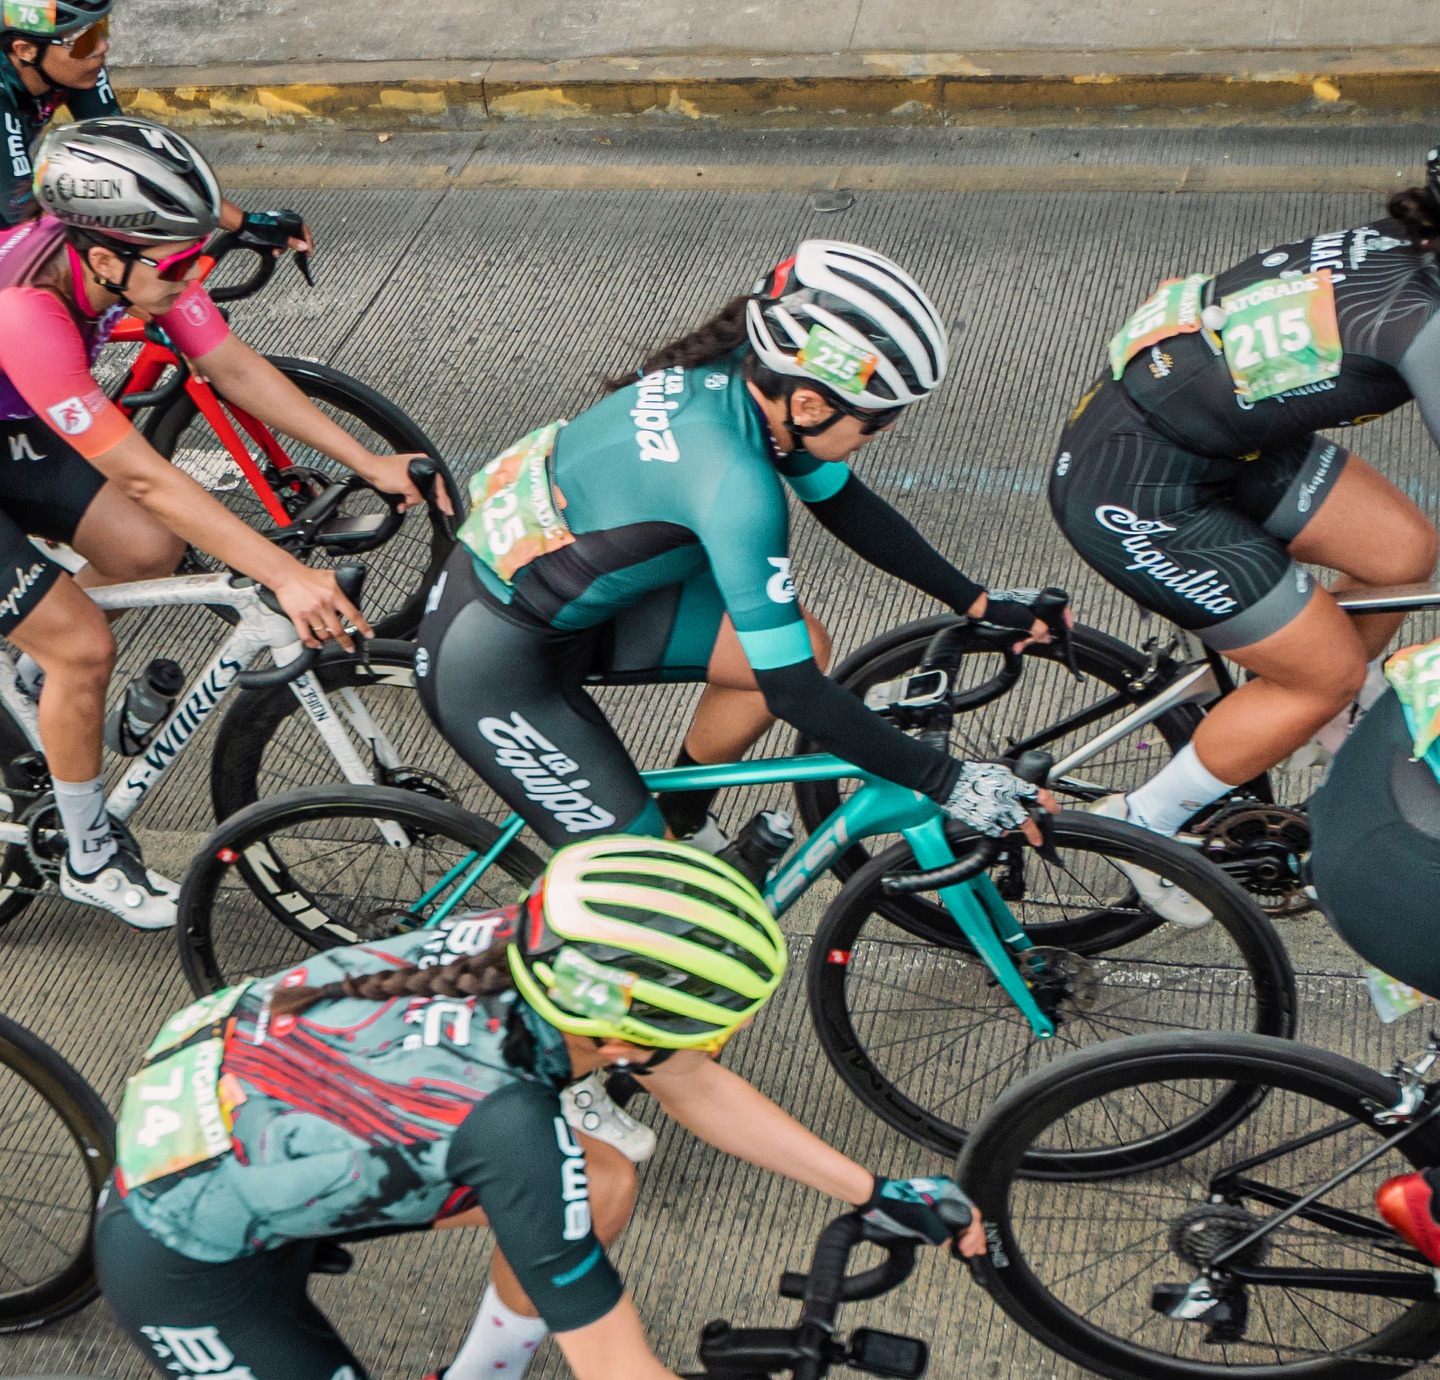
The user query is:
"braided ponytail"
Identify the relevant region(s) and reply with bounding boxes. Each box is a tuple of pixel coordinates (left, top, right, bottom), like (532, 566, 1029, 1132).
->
(603, 294, 752, 393)
(268, 942, 516, 1020)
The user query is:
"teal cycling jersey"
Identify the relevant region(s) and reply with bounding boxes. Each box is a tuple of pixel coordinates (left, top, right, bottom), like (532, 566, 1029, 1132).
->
(475, 353, 850, 673)
(116, 912, 624, 1332)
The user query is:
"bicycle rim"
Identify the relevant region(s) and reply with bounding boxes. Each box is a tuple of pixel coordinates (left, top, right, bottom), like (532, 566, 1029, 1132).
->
(0, 1014, 114, 1331)
(177, 785, 543, 995)
(962, 1032, 1440, 1380)
(793, 617, 1203, 897)
(807, 813, 1293, 1164)
(145, 356, 453, 639)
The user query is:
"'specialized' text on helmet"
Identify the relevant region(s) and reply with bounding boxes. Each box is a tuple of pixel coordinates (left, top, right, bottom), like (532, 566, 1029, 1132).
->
(34, 117, 221, 245)
(1, 0, 110, 39)
(746, 239, 949, 409)
(508, 836, 788, 1051)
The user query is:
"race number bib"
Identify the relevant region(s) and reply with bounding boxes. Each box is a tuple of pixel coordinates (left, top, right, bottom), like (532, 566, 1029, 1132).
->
(796, 324, 879, 396)
(1219, 270, 1341, 404)
(458, 421, 575, 584)
(116, 983, 251, 1188)
(1107, 274, 1211, 379)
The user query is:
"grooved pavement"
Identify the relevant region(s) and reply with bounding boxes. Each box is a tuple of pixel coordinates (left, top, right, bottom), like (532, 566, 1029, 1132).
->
(5, 125, 1440, 1379)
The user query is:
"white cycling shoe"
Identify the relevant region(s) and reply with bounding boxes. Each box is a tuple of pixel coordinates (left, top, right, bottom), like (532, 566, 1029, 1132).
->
(1088, 794, 1213, 928)
(60, 844, 179, 930)
(561, 1071, 657, 1163)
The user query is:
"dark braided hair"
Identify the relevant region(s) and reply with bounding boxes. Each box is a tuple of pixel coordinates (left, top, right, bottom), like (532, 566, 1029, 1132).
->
(1388, 185, 1440, 249)
(269, 942, 516, 1020)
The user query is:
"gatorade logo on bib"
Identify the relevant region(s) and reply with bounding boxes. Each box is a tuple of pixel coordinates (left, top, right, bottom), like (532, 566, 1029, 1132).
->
(1219, 270, 1341, 404)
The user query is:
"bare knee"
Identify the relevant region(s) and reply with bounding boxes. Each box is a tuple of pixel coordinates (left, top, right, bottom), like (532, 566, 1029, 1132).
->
(583, 1136, 638, 1245)
(803, 610, 833, 673)
(32, 613, 115, 686)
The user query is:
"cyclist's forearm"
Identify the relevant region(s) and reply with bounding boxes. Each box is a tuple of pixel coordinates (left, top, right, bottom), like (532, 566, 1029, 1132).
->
(806, 474, 984, 613)
(647, 1059, 873, 1204)
(555, 1296, 677, 1380)
(194, 336, 375, 473)
(90, 431, 295, 587)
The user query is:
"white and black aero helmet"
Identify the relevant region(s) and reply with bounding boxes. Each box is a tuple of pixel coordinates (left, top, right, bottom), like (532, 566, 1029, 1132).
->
(746, 240, 949, 409)
(34, 117, 221, 244)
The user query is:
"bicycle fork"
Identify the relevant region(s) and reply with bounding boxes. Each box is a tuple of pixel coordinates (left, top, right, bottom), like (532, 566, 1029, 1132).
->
(902, 817, 1056, 1039)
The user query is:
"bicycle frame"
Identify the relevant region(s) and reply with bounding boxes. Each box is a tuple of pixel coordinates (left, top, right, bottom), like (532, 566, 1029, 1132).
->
(415, 754, 1058, 1039)
(0, 572, 407, 847)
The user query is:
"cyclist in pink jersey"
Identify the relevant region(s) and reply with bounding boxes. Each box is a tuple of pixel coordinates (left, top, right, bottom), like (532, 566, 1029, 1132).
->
(2, 117, 448, 930)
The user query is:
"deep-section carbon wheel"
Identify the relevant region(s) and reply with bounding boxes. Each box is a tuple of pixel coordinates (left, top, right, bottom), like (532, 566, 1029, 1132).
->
(960, 1032, 1440, 1380)
(178, 785, 542, 994)
(807, 812, 1294, 1163)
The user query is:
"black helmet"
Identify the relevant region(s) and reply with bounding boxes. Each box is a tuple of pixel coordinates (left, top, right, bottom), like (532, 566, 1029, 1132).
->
(1, 0, 111, 40)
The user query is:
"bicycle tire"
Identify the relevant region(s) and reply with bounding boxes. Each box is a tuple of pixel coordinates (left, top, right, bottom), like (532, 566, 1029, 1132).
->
(793, 616, 1204, 893)
(178, 784, 543, 995)
(0, 1013, 115, 1331)
(144, 356, 455, 639)
(0, 704, 42, 929)
(807, 811, 1294, 1164)
(960, 1032, 1440, 1380)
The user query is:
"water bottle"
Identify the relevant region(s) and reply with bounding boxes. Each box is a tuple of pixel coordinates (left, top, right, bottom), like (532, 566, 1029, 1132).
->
(718, 809, 795, 888)
(105, 658, 185, 757)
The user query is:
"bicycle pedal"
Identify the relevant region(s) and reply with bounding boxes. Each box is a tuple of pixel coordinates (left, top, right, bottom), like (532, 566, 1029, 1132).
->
(847, 1328, 928, 1378)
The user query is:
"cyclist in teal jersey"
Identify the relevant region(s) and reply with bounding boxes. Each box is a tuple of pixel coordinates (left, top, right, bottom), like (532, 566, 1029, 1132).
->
(417, 240, 1056, 854)
(96, 837, 983, 1380)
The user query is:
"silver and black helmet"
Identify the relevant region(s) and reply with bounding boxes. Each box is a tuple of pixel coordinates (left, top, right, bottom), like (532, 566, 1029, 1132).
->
(34, 117, 221, 245)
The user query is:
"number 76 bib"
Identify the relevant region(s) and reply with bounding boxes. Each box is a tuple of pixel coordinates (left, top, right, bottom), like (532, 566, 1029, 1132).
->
(1220, 270, 1341, 404)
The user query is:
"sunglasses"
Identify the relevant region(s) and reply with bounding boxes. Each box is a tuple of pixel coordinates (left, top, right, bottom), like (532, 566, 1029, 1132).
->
(828, 395, 904, 435)
(53, 18, 107, 56)
(133, 237, 211, 282)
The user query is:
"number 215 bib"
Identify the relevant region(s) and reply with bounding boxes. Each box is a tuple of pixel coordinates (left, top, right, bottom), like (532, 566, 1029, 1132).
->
(1220, 269, 1341, 404)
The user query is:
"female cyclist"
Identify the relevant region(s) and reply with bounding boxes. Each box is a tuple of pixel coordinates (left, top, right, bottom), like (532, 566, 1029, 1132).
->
(1047, 149, 1440, 922)
(418, 239, 1053, 854)
(96, 836, 982, 1380)
(0, 116, 446, 930)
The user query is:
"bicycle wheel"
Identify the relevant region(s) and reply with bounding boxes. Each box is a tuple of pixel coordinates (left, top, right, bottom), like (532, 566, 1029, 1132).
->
(961, 1032, 1440, 1379)
(145, 356, 455, 639)
(807, 811, 1294, 1163)
(793, 616, 1203, 887)
(208, 640, 505, 824)
(178, 784, 543, 995)
(0, 704, 43, 929)
(0, 1013, 115, 1331)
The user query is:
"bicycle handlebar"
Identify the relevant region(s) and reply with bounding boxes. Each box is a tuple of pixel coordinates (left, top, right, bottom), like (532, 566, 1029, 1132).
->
(266, 457, 444, 557)
(205, 213, 312, 304)
(235, 562, 366, 688)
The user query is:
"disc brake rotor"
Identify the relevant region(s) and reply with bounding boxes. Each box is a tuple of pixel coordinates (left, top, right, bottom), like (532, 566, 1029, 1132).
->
(1018, 946, 1099, 1021)
(1198, 802, 1312, 917)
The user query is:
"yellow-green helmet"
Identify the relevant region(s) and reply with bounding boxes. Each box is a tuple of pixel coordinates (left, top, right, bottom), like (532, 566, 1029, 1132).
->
(508, 836, 788, 1051)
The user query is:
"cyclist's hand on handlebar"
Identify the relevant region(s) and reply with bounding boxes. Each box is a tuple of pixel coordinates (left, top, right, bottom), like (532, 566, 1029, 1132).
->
(359, 453, 455, 516)
(968, 587, 1073, 652)
(272, 565, 372, 651)
(863, 1175, 984, 1255)
(940, 761, 1057, 844)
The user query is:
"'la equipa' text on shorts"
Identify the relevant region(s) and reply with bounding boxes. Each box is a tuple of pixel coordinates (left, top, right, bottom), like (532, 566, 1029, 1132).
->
(1048, 379, 1348, 651)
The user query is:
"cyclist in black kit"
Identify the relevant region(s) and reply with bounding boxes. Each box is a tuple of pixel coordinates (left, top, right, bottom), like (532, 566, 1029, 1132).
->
(1048, 151, 1440, 909)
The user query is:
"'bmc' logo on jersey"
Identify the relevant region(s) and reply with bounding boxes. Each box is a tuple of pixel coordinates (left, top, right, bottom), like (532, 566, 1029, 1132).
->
(766, 557, 796, 604)
(554, 1116, 593, 1240)
(4, 113, 27, 180)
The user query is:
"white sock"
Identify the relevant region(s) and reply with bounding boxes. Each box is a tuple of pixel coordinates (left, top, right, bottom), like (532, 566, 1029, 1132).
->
(51, 776, 116, 875)
(14, 652, 43, 697)
(1125, 743, 1235, 837)
(444, 1283, 549, 1379)
(1314, 657, 1389, 756)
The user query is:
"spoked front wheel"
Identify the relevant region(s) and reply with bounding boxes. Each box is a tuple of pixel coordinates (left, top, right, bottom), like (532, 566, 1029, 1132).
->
(961, 1032, 1440, 1380)
(807, 811, 1295, 1163)
(177, 785, 543, 995)
(0, 1014, 115, 1331)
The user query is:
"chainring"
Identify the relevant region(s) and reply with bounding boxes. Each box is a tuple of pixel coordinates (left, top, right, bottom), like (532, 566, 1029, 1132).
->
(1169, 1202, 1271, 1271)
(1198, 802, 1312, 917)
(378, 766, 455, 802)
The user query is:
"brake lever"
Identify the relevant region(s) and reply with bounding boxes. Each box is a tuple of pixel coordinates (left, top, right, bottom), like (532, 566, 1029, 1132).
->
(1031, 586, 1081, 683)
(294, 249, 314, 287)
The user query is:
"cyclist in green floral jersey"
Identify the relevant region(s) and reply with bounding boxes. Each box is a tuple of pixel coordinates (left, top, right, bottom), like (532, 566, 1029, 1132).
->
(96, 837, 983, 1380)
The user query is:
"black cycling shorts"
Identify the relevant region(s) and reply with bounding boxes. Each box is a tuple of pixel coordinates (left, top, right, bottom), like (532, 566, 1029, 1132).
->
(95, 1188, 368, 1380)
(1310, 689, 1440, 998)
(1049, 379, 1346, 649)
(0, 415, 107, 634)
(415, 546, 725, 847)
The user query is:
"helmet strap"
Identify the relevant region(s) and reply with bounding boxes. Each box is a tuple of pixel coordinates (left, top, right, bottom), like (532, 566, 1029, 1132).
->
(16, 39, 60, 92)
(783, 392, 844, 442)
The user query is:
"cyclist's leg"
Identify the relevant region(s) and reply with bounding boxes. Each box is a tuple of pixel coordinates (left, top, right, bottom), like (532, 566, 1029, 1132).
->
(416, 549, 663, 847)
(95, 1190, 367, 1380)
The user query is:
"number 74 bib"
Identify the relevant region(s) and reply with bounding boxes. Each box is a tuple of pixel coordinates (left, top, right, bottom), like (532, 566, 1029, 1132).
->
(1220, 270, 1341, 404)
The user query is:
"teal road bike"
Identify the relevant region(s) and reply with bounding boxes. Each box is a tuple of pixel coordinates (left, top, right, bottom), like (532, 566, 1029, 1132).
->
(175, 622, 1294, 1161)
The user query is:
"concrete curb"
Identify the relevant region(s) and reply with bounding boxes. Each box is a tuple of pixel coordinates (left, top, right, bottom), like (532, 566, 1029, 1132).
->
(109, 48, 1440, 128)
